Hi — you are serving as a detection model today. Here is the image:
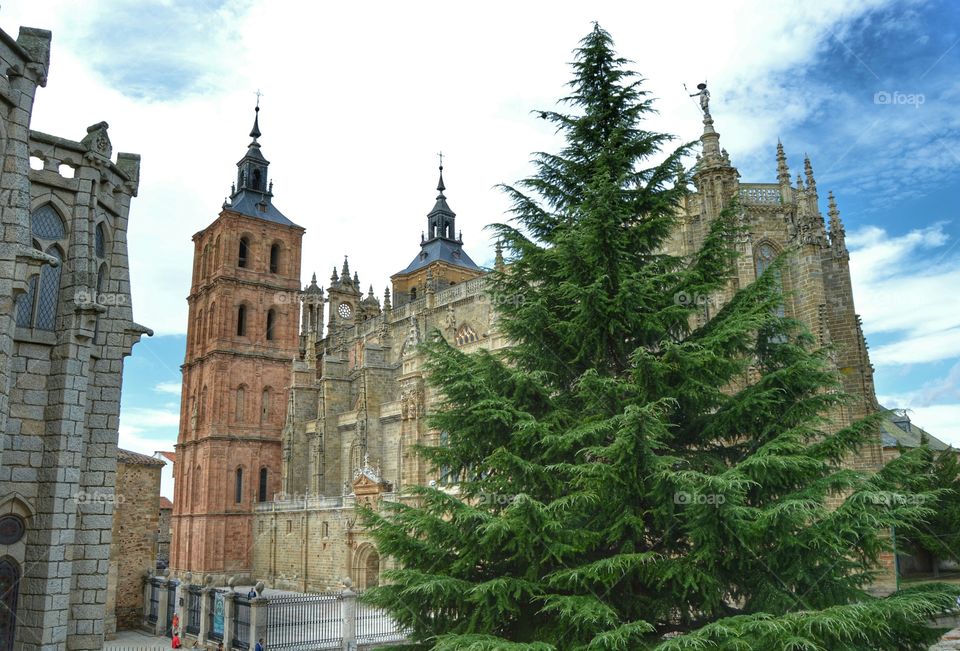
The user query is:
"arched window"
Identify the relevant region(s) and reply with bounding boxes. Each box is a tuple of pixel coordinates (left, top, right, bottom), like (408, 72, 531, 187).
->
(34, 245, 63, 331)
(213, 235, 221, 268)
(236, 385, 246, 422)
(238, 237, 249, 268)
(269, 243, 280, 274)
(200, 386, 207, 424)
(192, 466, 202, 508)
(234, 468, 243, 504)
(237, 305, 247, 336)
(410, 287, 417, 301)
(0, 556, 21, 650)
(755, 242, 777, 278)
(455, 324, 478, 346)
(266, 309, 276, 341)
(252, 169, 262, 190)
(202, 244, 210, 278)
(17, 206, 67, 330)
(261, 388, 270, 422)
(196, 309, 204, 346)
(95, 222, 107, 258)
(208, 302, 217, 340)
(321, 522, 329, 538)
(258, 468, 268, 502)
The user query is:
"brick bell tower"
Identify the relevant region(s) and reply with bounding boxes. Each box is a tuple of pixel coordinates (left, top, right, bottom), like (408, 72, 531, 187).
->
(171, 105, 304, 581)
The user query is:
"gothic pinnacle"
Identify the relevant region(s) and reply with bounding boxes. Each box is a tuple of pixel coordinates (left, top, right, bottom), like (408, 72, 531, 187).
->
(384, 286, 392, 311)
(494, 240, 505, 269)
(796, 173, 804, 191)
(341, 256, 350, 279)
(776, 140, 790, 186)
(331, 266, 339, 283)
(828, 191, 848, 255)
(804, 155, 816, 194)
(353, 271, 360, 287)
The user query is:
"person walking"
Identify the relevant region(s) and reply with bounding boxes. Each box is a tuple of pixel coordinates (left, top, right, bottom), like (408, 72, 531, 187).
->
(171, 631, 181, 649)
(171, 612, 179, 634)
(255, 638, 265, 651)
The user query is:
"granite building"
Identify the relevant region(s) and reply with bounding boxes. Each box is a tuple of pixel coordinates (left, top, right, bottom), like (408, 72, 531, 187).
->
(0, 23, 147, 651)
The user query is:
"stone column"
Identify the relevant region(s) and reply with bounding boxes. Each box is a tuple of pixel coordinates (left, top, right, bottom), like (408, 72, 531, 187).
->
(175, 573, 190, 636)
(155, 577, 170, 636)
(198, 584, 212, 643)
(247, 582, 268, 649)
(142, 575, 152, 628)
(340, 579, 357, 651)
(222, 591, 235, 648)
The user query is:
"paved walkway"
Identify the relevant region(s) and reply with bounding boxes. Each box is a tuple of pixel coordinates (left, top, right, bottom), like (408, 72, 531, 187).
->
(104, 630, 170, 651)
(933, 627, 960, 650)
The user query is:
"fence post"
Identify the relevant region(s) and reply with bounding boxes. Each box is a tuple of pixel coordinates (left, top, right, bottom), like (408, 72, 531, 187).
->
(199, 576, 213, 643)
(142, 573, 152, 628)
(248, 581, 268, 650)
(223, 591, 236, 648)
(156, 571, 170, 636)
(341, 578, 357, 651)
(176, 572, 191, 636)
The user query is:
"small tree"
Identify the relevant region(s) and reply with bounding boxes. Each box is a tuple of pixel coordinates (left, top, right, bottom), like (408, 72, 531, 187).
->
(897, 442, 960, 577)
(362, 24, 956, 650)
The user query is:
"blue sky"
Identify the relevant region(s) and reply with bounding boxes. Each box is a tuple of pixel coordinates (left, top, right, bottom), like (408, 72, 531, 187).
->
(4, 0, 959, 482)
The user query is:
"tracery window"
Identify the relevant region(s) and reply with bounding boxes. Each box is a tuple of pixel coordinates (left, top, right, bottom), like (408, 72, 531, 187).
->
(15, 205, 67, 331)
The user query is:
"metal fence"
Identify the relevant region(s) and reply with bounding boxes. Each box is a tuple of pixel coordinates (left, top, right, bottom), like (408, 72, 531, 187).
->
(164, 580, 179, 637)
(355, 594, 410, 645)
(147, 579, 160, 624)
(233, 594, 251, 650)
(264, 592, 342, 649)
(186, 585, 202, 635)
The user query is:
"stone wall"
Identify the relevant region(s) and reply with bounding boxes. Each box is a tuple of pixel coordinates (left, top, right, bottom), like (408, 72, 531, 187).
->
(0, 22, 147, 651)
(105, 450, 163, 636)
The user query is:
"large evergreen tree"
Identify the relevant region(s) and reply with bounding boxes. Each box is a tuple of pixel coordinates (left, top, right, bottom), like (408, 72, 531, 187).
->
(362, 24, 957, 650)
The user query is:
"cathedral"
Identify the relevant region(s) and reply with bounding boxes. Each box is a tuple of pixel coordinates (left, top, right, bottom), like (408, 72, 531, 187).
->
(171, 99, 883, 592)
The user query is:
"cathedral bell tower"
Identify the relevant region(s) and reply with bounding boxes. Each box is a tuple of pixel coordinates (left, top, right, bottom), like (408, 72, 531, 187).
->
(171, 105, 305, 582)
(391, 162, 482, 306)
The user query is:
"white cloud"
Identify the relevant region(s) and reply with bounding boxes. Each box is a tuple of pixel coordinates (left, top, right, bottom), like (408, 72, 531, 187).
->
(846, 223, 960, 364)
(153, 381, 182, 395)
(0, 0, 906, 336)
(118, 406, 181, 437)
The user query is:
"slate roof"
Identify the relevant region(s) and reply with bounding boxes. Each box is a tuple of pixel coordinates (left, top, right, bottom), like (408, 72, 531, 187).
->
(117, 448, 165, 466)
(397, 237, 480, 276)
(226, 190, 299, 228)
(879, 408, 951, 451)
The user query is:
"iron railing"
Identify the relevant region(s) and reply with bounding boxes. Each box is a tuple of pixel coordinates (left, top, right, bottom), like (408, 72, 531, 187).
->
(147, 578, 160, 624)
(186, 585, 202, 635)
(233, 593, 251, 650)
(355, 594, 410, 644)
(164, 580, 179, 637)
(264, 592, 342, 649)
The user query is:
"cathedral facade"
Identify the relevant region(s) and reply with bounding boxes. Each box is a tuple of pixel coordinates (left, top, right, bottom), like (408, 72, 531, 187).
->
(173, 106, 882, 592)
(0, 24, 146, 651)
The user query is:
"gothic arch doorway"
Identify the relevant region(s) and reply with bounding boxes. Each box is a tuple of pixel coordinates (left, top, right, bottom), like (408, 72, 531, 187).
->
(353, 545, 380, 590)
(0, 557, 20, 651)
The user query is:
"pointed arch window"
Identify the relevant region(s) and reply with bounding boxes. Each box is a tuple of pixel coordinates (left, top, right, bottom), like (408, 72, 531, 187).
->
(237, 305, 247, 336)
(16, 205, 67, 331)
(238, 237, 249, 268)
(0, 556, 21, 651)
(261, 388, 271, 422)
(266, 309, 276, 341)
(95, 222, 107, 258)
(409, 287, 417, 301)
(200, 386, 208, 424)
(455, 324, 478, 346)
(234, 468, 244, 504)
(192, 466, 202, 509)
(258, 468, 268, 502)
(236, 385, 246, 422)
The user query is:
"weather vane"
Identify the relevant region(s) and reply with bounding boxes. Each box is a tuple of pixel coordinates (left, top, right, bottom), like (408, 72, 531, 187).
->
(438, 150, 444, 169)
(255, 89, 264, 108)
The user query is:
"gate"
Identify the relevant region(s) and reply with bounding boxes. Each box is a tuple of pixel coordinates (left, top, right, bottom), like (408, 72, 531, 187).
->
(185, 585, 201, 635)
(147, 578, 160, 624)
(164, 580, 179, 638)
(233, 593, 251, 650)
(265, 592, 342, 649)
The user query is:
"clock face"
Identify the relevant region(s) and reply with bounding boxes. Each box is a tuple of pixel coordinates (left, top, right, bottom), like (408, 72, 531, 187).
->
(338, 303, 353, 319)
